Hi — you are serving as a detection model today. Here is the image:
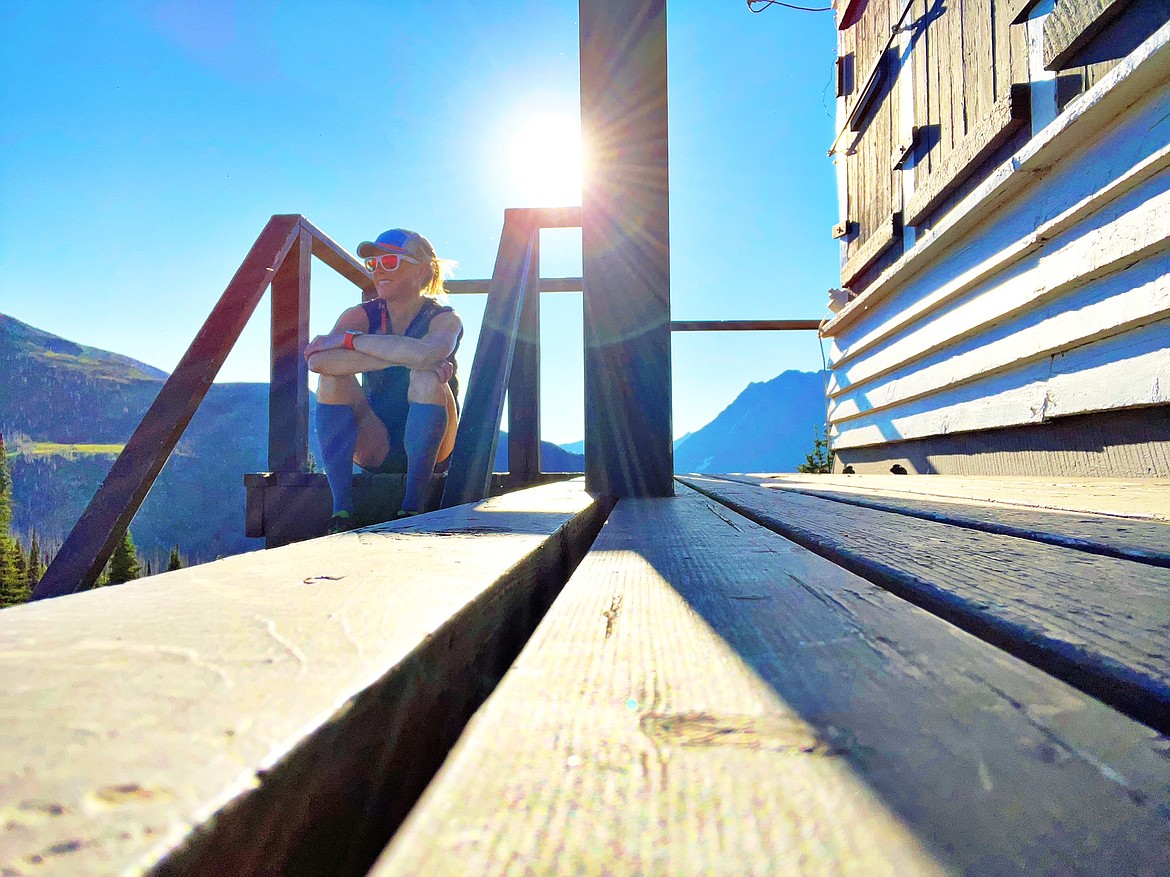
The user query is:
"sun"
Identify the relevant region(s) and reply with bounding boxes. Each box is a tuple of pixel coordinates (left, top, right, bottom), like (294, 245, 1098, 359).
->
(507, 112, 583, 207)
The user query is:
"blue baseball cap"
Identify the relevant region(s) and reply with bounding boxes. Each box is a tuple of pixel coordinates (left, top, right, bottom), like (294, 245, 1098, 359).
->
(357, 228, 434, 261)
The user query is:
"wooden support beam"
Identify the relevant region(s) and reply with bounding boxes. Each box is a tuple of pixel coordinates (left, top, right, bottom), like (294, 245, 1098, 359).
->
(580, 0, 673, 497)
(301, 215, 373, 296)
(442, 213, 537, 507)
(32, 214, 303, 600)
(445, 277, 583, 295)
(269, 227, 311, 473)
(506, 205, 583, 228)
(508, 230, 542, 484)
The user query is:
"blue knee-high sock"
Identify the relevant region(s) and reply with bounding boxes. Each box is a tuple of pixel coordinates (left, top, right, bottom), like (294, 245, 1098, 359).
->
(402, 402, 448, 513)
(315, 403, 358, 515)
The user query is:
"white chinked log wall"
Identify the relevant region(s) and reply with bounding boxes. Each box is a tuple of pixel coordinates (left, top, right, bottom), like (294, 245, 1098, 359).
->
(824, 21, 1170, 461)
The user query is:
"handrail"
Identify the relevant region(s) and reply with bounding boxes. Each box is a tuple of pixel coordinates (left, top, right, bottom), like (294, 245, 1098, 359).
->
(441, 212, 540, 507)
(671, 320, 821, 332)
(32, 215, 369, 600)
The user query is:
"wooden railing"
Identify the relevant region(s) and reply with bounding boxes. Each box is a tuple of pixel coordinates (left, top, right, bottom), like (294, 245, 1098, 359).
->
(31, 210, 583, 599)
(33, 216, 355, 599)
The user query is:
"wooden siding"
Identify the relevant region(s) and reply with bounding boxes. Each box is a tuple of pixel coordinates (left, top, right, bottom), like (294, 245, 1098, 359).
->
(838, 1, 1033, 286)
(832, 407, 1170, 475)
(824, 23, 1170, 462)
(839, 0, 903, 286)
(837, 1, 1165, 290)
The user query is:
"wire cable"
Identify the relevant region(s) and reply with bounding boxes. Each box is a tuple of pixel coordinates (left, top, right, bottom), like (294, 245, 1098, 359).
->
(748, 0, 833, 12)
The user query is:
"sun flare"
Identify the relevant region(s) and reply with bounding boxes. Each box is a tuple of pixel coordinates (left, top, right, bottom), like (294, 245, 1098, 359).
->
(507, 112, 583, 207)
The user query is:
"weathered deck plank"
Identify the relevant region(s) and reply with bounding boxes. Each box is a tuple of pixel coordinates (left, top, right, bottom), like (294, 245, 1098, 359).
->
(712, 474, 1170, 566)
(0, 481, 609, 877)
(372, 485, 1170, 876)
(736, 473, 1170, 520)
(680, 475, 1170, 731)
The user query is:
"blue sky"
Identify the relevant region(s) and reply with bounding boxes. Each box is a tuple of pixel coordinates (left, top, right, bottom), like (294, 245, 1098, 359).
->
(0, 0, 839, 444)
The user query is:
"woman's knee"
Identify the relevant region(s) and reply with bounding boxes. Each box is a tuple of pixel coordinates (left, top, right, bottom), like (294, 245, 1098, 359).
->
(407, 368, 445, 404)
(316, 374, 363, 406)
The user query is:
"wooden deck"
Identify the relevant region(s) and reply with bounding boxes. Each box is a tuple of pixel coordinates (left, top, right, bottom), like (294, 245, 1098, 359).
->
(2, 476, 1168, 875)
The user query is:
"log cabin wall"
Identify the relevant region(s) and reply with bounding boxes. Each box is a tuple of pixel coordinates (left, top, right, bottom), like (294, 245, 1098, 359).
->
(824, 1, 1170, 476)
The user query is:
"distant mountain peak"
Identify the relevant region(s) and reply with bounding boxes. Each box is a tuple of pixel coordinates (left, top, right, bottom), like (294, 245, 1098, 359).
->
(673, 369, 827, 474)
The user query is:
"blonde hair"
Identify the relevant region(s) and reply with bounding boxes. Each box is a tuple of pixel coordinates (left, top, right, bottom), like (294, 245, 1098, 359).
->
(420, 255, 457, 302)
(403, 232, 453, 302)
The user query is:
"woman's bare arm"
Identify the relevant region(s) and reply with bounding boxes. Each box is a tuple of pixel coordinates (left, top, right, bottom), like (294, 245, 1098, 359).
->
(306, 308, 462, 376)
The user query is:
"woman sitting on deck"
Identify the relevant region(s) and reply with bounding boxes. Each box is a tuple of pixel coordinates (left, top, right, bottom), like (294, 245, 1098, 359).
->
(305, 228, 462, 529)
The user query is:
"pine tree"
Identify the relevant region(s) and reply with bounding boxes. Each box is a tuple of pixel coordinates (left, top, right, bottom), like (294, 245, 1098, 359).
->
(106, 528, 141, 585)
(10, 538, 25, 584)
(0, 438, 11, 533)
(0, 537, 29, 607)
(0, 433, 11, 539)
(796, 426, 835, 474)
(0, 433, 24, 606)
(167, 546, 184, 572)
(26, 532, 44, 590)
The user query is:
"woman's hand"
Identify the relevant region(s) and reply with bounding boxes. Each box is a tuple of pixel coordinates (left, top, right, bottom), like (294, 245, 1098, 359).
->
(432, 360, 455, 383)
(304, 333, 344, 360)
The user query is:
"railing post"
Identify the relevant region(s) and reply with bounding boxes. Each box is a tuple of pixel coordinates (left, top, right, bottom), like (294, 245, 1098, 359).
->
(270, 226, 311, 473)
(580, 0, 674, 497)
(442, 211, 537, 507)
(508, 229, 541, 485)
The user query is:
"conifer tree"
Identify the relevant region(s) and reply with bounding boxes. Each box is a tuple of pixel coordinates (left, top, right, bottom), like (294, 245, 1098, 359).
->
(0, 550, 30, 607)
(167, 546, 184, 572)
(106, 528, 141, 585)
(10, 539, 25, 584)
(0, 433, 21, 602)
(796, 426, 835, 474)
(26, 532, 43, 590)
(0, 433, 11, 539)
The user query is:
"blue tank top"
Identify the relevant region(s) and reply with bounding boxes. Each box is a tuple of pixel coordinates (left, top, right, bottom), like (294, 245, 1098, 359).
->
(360, 299, 461, 441)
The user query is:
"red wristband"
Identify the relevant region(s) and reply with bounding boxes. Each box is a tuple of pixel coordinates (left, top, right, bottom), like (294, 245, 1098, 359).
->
(343, 331, 361, 351)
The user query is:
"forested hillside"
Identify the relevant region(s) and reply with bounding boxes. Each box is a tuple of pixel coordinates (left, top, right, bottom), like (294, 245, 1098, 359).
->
(1, 314, 268, 566)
